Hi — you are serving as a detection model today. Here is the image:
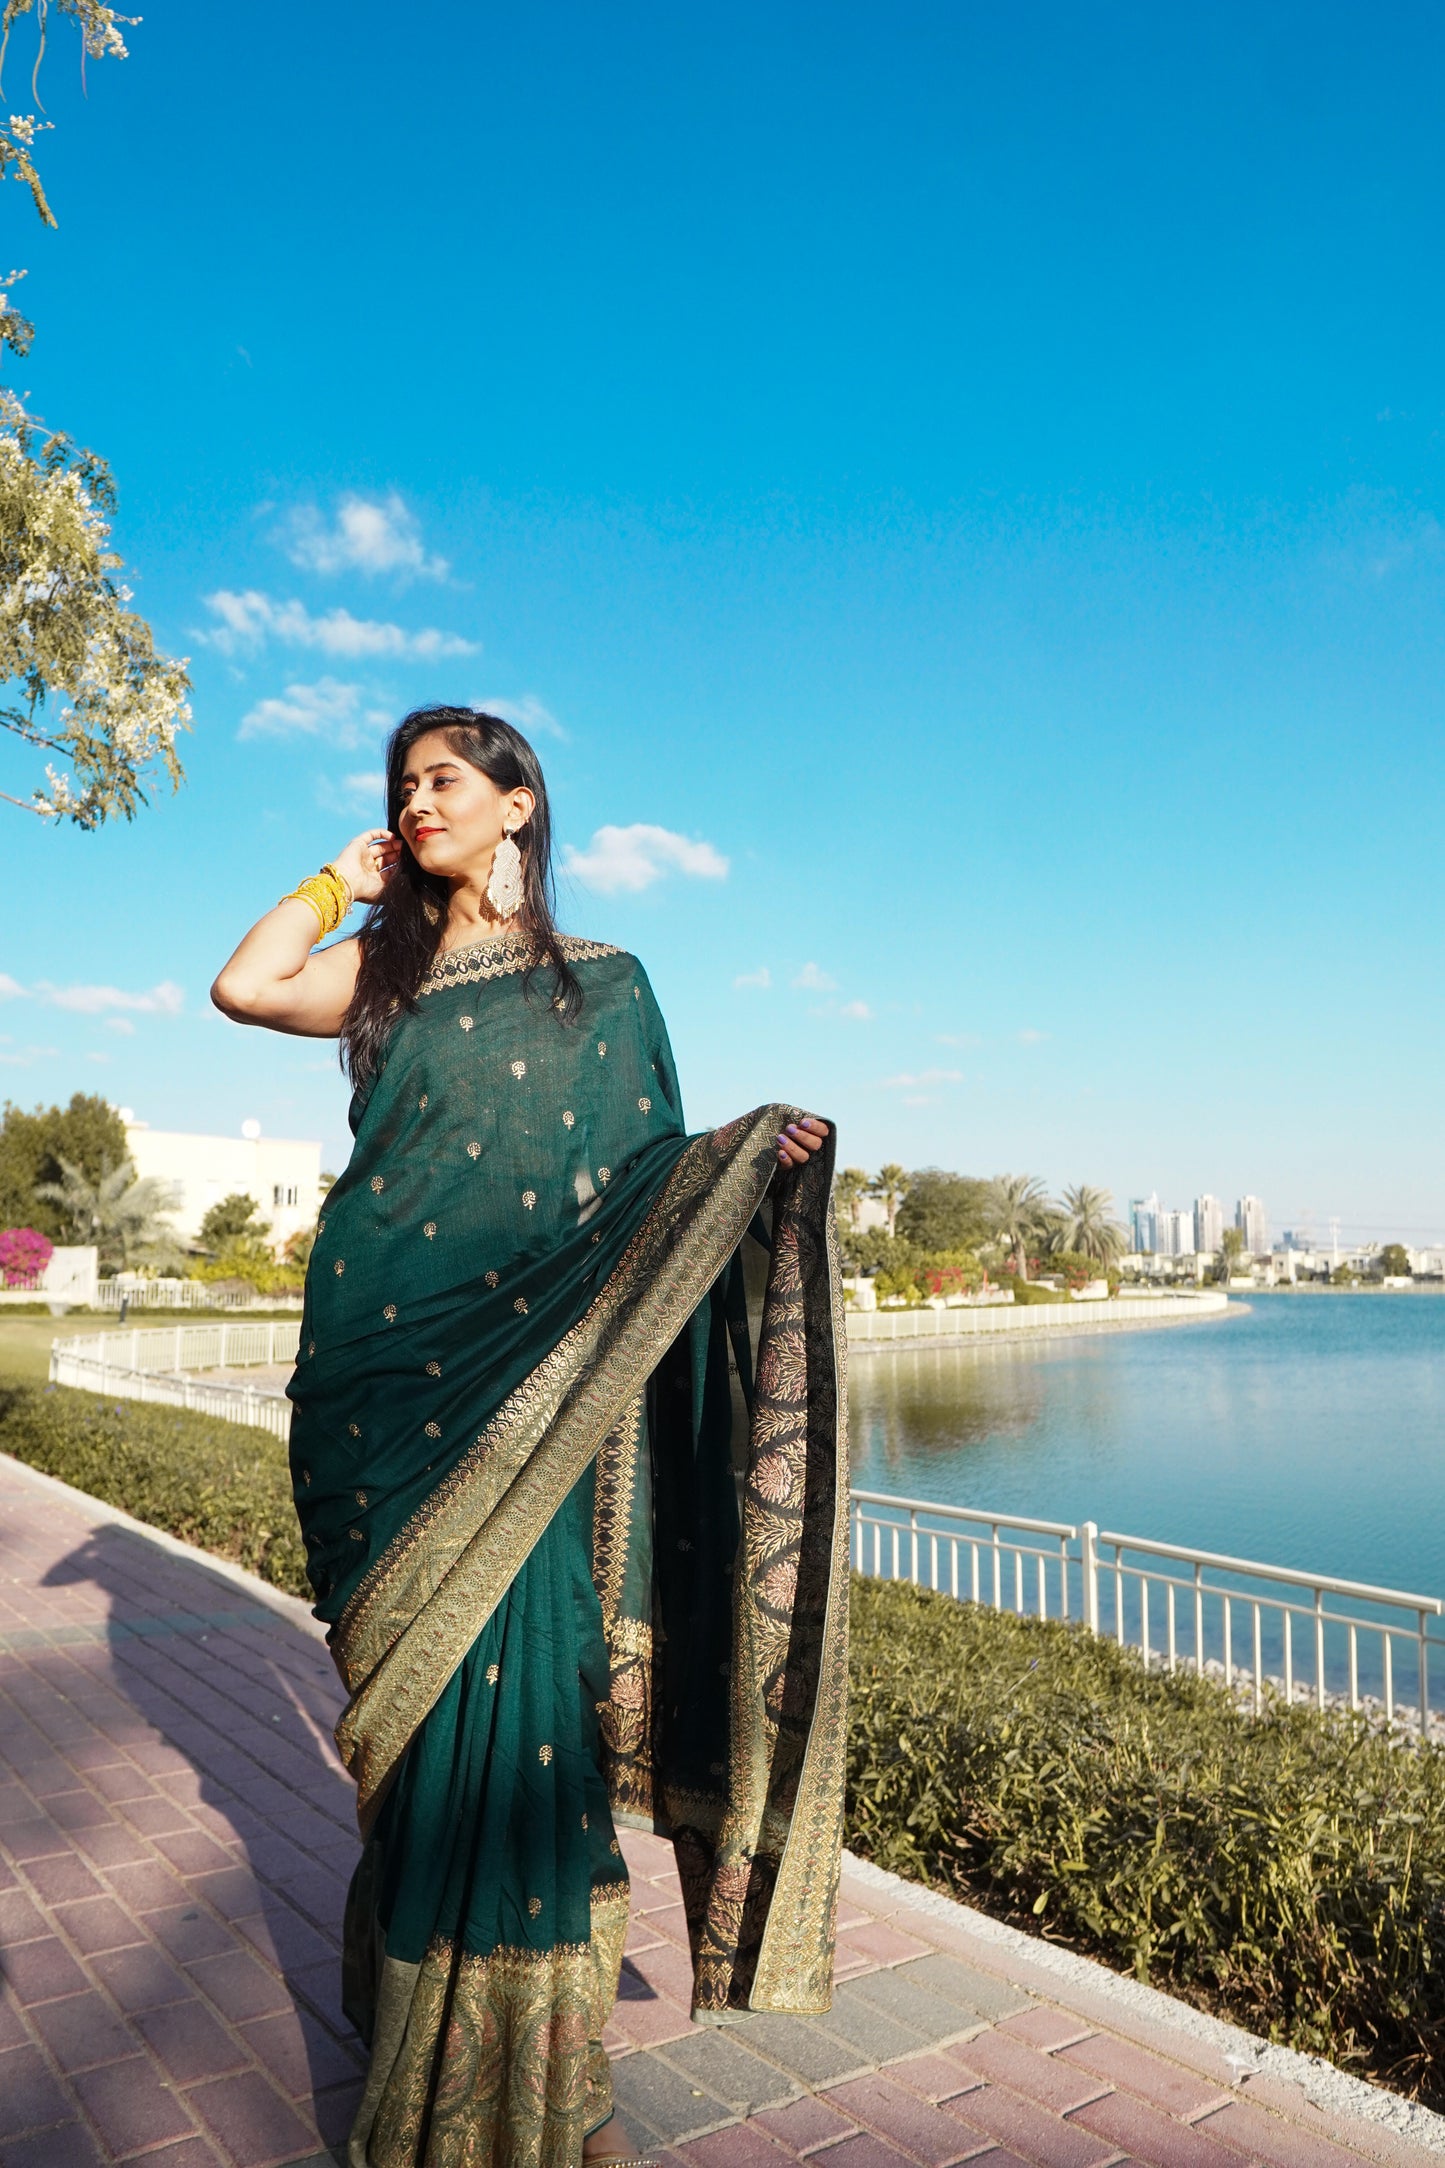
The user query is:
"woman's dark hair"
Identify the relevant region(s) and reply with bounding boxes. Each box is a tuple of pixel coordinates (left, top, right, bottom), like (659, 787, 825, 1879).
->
(340, 706, 581, 1084)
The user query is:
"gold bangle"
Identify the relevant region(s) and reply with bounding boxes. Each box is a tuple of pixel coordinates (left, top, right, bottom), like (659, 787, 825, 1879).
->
(281, 865, 352, 942)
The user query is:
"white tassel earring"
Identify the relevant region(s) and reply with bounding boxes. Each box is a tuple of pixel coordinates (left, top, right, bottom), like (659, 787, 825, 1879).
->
(487, 825, 525, 919)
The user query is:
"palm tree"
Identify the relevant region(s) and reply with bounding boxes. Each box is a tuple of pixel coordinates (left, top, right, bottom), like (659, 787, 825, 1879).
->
(834, 1167, 871, 1233)
(1053, 1183, 1126, 1265)
(35, 1155, 183, 1274)
(870, 1164, 910, 1239)
(984, 1173, 1055, 1281)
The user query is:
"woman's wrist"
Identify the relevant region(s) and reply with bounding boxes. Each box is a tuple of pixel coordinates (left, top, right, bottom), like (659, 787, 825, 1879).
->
(281, 864, 353, 943)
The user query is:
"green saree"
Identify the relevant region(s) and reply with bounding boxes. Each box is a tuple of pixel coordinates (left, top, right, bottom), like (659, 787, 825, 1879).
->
(287, 933, 849, 2168)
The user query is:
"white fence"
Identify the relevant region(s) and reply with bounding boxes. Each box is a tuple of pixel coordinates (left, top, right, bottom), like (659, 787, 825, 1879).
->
(847, 1291, 1228, 1346)
(49, 1321, 300, 1442)
(94, 1278, 304, 1312)
(851, 1489, 1445, 1737)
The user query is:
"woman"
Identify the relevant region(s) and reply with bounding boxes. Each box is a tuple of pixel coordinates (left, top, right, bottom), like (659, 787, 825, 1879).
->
(213, 708, 848, 2168)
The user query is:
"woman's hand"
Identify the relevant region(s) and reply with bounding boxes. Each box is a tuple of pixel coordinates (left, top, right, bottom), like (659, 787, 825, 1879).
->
(333, 828, 402, 905)
(776, 1116, 830, 1168)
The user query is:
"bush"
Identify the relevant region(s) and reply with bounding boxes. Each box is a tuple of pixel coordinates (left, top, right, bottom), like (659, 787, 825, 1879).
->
(1011, 1279, 1067, 1304)
(0, 1226, 52, 1285)
(0, 1383, 306, 1597)
(848, 1578, 1445, 2102)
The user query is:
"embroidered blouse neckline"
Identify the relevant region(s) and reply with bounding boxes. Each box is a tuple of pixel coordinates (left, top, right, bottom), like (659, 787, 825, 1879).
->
(418, 931, 625, 995)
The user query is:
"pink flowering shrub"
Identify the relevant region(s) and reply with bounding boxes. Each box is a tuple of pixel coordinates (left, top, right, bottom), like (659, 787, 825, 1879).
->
(0, 1227, 53, 1287)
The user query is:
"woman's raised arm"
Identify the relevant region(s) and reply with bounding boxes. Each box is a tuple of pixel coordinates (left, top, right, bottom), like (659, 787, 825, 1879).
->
(211, 828, 398, 1039)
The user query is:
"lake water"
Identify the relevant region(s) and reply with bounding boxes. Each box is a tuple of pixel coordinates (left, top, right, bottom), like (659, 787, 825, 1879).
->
(848, 1293, 1445, 1601)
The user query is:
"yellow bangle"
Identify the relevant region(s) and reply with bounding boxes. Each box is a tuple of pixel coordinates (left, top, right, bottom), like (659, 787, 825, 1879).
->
(281, 865, 352, 943)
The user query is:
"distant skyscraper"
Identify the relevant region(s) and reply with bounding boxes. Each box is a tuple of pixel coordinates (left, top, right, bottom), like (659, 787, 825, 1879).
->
(1129, 1194, 1160, 1253)
(1236, 1195, 1268, 1255)
(1194, 1194, 1224, 1254)
(1159, 1208, 1194, 1257)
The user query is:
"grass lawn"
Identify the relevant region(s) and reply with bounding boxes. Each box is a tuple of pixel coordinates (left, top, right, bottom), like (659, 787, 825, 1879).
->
(0, 1310, 304, 1387)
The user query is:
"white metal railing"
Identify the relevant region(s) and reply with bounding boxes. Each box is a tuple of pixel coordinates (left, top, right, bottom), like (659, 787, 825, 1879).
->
(851, 1490, 1445, 1737)
(93, 1277, 304, 1311)
(847, 1291, 1229, 1343)
(49, 1320, 300, 1442)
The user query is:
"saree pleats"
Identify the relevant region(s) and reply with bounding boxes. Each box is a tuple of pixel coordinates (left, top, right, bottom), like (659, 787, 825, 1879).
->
(288, 937, 847, 2167)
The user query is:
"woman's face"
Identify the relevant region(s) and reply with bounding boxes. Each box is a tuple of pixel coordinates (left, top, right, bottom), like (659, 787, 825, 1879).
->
(395, 731, 534, 882)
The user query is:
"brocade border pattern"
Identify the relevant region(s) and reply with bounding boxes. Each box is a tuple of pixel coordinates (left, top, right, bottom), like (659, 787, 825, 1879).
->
(417, 932, 625, 997)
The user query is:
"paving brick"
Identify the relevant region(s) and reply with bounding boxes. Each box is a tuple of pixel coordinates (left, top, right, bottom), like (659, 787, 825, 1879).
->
(0, 1991, 31, 2050)
(71, 2055, 201, 2154)
(2, 1934, 89, 2006)
(232, 1904, 338, 1972)
(736, 2013, 872, 2088)
(41, 1788, 113, 1832)
(103, 1857, 194, 1912)
(188, 1866, 269, 1922)
(237, 2008, 364, 2097)
(0, 2042, 75, 2141)
(19, 1853, 104, 1906)
(817, 1982, 934, 2065)
(947, 2031, 1110, 2116)
(311, 2077, 366, 2148)
(1058, 2033, 1230, 2119)
(90, 1940, 192, 2014)
(894, 1959, 1031, 2029)
(285, 1959, 351, 2041)
(677, 2125, 797, 2168)
(0, 1816, 66, 1863)
(653, 2030, 799, 2113)
(138, 1998, 253, 2083)
(118, 1793, 196, 1837)
(883, 2053, 981, 2104)
(835, 1922, 935, 1968)
(824, 2073, 985, 2166)
(846, 1968, 989, 2046)
(626, 1936, 703, 2007)
(607, 1992, 698, 2049)
(1, 2127, 110, 2168)
(1071, 2091, 1245, 2167)
(753, 2094, 860, 2154)
(186, 1948, 295, 2023)
(50, 1893, 147, 1954)
(27, 1989, 140, 2074)
(86, 1760, 158, 1803)
(148, 1902, 242, 1963)
(1194, 2099, 1376, 2168)
(810, 2134, 928, 2168)
(123, 2142, 230, 2168)
(183, 2069, 320, 2167)
(72, 1821, 152, 1869)
(0, 1887, 46, 1943)
(154, 1828, 238, 1878)
(946, 2083, 1116, 2166)
(994, 2009, 1095, 2054)
(608, 2048, 735, 2144)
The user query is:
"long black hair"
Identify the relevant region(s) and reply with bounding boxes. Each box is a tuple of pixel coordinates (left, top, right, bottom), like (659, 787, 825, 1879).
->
(339, 706, 582, 1085)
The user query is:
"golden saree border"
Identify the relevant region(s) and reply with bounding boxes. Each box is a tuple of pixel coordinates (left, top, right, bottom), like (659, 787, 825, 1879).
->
(334, 1107, 793, 1831)
(349, 1885, 629, 2168)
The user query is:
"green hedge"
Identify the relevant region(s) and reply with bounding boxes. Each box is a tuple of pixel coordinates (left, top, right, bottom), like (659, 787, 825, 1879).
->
(9, 1385, 1445, 2102)
(848, 1576, 1445, 2102)
(0, 1383, 308, 1597)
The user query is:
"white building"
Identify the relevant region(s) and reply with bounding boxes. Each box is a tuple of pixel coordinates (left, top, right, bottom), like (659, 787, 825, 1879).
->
(1158, 1208, 1194, 1258)
(1236, 1194, 1269, 1257)
(1194, 1194, 1224, 1255)
(124, 1120, 323, 1254)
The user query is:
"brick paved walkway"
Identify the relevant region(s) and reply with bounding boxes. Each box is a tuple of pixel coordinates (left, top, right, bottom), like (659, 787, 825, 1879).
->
(2, 1451, 1441, 2168)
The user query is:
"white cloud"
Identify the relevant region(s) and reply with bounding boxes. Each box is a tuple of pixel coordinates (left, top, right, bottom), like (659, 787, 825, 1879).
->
(937, 1032, 982, 1049)
(882, 1068, 964, 1089)
(839, 1000, 873, 1021)
(0, 1044, 58, 1065)
(239, 678, 391, 748)
(1018, 1027, 1049, 1045)
(105, 1018, 137, 1036)
(0, 973, 24, 1000)
(281, 492, 448, 580)
(791, 962, 837, 992)
(35, 980, 184, 1017)
(733, 966, 772, 990)
(318, 768, 387, 815)
(478, 695, 569, 742)
(563, 823, 729, 895)
(203, 590, 477, 661)
(85, 1051, 111, 1064)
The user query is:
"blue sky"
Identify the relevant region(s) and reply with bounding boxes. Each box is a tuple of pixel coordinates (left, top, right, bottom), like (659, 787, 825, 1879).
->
(3, 1, 1444, 1240)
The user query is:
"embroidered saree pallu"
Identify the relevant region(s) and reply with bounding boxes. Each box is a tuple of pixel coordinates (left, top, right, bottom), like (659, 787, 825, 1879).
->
(287, 934, 849, 2168)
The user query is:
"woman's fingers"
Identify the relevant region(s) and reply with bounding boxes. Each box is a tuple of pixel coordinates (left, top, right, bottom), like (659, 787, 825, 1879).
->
(775, 1116, 830, 1166)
